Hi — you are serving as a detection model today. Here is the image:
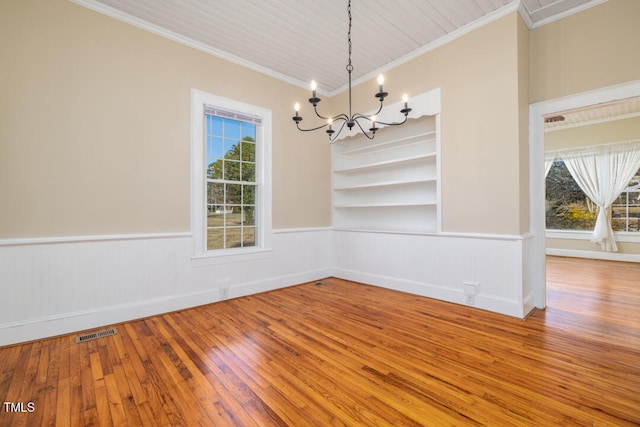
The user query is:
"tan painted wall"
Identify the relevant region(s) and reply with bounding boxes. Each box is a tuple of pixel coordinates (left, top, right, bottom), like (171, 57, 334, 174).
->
(331, 13, 528, 235)
(529, 0, 640, 103)
(0, 0, 331, 238)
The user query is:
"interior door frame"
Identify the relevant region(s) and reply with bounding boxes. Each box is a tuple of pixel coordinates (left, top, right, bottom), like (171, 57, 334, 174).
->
(528, 80, 640, 309)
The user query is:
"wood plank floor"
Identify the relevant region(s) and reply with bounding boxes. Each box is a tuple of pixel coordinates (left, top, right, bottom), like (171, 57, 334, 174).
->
(1, 256, 639, 426)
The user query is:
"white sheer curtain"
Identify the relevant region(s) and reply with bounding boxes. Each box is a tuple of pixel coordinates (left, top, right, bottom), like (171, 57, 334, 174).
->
(561, 141, 640, 251)
(544, 156, 555, 178)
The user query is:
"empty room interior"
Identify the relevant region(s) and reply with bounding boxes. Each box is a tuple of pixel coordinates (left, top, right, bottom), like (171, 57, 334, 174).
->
(1, 0, 639, 425)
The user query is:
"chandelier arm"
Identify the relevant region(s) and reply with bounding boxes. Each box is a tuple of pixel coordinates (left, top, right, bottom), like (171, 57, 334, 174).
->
(312, 105, 333, 121)
(312, 105, 349, 122)
(328, 120, 349, 143)
(296, 122, 331, 132)
(375, 114, 410, 127)
(352, 118, 375, 140)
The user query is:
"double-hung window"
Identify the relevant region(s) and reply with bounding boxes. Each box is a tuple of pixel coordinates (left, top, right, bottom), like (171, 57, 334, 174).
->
(191, 90, 272, 262)
(205, 109, 258, 250)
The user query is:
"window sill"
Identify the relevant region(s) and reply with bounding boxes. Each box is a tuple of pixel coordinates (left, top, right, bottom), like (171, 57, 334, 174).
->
(191, 247, 273, 267)
(546, 229, 640, 243)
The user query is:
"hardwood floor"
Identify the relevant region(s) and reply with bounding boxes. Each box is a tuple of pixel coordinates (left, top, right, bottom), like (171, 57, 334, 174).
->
(1, 256, 639, 426)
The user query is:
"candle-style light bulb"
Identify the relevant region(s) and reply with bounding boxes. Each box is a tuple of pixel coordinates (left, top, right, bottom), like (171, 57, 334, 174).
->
(311, 80, 317, 98)
(371, 115, 376, 124)
(328, 118, 333, 129)
(377, 75, 384, 92)
(294, 103, 300, 116)
(402, 94, 408, 109)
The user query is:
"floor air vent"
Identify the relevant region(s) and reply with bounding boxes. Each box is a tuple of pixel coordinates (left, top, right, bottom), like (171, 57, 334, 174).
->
(75, 328, 118, 343)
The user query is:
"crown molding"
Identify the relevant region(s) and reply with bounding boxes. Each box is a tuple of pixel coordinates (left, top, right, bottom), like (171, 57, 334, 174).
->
(328, 1, 522, 97)
(71, 0, 609, 98)
(69, 0, 317, 93)
(529, 0, 608, 29)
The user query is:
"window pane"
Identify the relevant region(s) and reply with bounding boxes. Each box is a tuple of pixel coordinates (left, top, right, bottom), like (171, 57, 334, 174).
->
(209, 116, 223, 136)
(208, 136, 223, 162)
(243, 227, 256, 247)
(243, 184, 255, 205)
(207, 228, 224, 250)
(225, 208, 243, 227)
(243, 206, 255, 226)
(241, 162, 255, 183)
(207, 182, 224, 213)
(224, 160, 240, 181)
(225, 120, 241, 140)
(224, 139, 240, 160)
(226, 184, 242, 205)
(241, 140, 255, 162)
(207, 160, 223, 179)
(225, 228, 242, 249)
(241, 124, 256, 141)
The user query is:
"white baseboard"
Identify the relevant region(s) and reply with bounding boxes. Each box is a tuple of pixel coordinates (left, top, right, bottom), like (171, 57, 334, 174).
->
(332, 268, 523, 318)
(546, 248, 640, 263)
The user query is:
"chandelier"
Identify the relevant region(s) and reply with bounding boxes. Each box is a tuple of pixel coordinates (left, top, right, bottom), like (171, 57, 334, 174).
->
(292, 0, 412, 142)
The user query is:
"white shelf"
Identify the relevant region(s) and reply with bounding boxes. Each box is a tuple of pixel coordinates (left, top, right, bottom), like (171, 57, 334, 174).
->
(333, 153, 435, 174)
(333, 202, 436, 208)
(334, 178, 436, 191)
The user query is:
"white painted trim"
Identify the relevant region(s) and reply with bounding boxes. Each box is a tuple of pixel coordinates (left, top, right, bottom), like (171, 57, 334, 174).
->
(435, 114, 442, 233)
(436, 231, 532, 241)
(517, 0, 535, 29)
(0, 232, 192, 247)
(529, 80, 640, 310)
(546, 229, 640, 243)
(191, 249, 273, 268)
(331, 227, 531, 241)
(529, 0, 608, 29)
(546, 248, 640, 263)
(273, 227, 333, 234)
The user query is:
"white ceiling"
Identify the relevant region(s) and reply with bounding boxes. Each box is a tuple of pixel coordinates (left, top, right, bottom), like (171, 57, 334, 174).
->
(74, 0, 606, 94)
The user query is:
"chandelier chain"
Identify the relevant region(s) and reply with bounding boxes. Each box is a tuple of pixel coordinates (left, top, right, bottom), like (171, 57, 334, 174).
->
(346, 0, 353, 72)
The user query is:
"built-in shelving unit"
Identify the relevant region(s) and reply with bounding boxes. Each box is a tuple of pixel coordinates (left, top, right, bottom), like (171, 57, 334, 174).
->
(332, 116, 440, 232)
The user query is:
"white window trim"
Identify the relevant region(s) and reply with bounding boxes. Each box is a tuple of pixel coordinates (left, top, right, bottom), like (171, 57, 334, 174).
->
(190, 89, 272, 266)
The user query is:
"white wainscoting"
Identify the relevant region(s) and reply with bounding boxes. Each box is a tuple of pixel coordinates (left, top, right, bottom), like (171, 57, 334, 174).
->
(0, 228, 332, 346)
(1, 227, 537, 346)
(331, 229, 533, 318)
